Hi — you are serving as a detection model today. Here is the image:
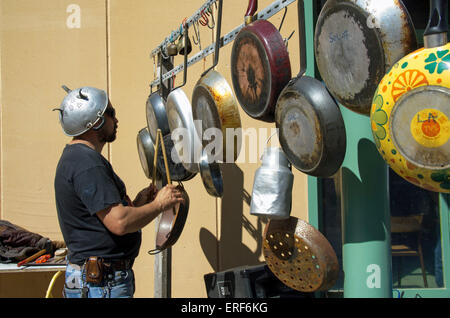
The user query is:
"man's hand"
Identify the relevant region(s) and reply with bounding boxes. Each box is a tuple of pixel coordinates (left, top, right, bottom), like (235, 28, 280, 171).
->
(132, 184, 158, 207)
(97, 184, 186, 236)
(153, 184, 185, 212)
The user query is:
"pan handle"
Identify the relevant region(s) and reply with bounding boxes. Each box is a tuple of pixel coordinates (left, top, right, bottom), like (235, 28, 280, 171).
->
(424, 0, 448, 36)
(296, 0, 307, 78)
(201, 0, 223, 77)
(245, 0, 258, 23)
(171, 25, 189, 91)
(424, 0, 448, 47)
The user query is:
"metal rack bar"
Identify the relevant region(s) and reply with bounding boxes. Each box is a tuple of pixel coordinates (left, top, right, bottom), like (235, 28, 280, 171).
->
(150, 0, 296, 88)
(150, 0, 218, 57)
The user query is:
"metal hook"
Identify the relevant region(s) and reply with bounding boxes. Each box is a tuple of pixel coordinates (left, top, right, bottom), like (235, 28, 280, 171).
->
(284, 30, 295, 49)
(192, 20, 201, 49)
(207, 5, 215, 29)
(279, 7, 288, 32)
(199, 8, 209, 26)
(258, 130, 279, 160)
(266, 130, 278, 146)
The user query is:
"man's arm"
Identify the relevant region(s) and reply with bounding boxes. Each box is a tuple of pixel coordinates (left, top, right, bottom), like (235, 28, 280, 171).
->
(96, 184, 184, 236)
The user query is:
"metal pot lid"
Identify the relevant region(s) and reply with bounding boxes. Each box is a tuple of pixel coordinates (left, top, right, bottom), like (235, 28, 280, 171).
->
(199, 149, 223, 197)
(146, 92, 170, 142)
(167, 88, 200, 173)
(156, 133, 196, 182)
(263, 217, 339, 292)
(390, 85, 450, 170)
(137, 127, 161, 181)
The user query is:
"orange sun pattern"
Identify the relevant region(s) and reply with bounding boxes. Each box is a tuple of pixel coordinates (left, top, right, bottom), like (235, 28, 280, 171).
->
(391, 69, 429, 102)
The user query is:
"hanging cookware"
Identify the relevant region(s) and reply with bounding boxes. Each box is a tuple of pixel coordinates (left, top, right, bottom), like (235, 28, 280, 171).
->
(199, 148, 223, 198)
(136, 127, 163, 182)
(192, 0, 242, 163)
(146, 61, 171, 142)
(167, 43, 178, 56)
(156, 133, 196, 182)
(314, 0, 418, 115)
(177, 31, 192, 56)
(263, 216, 339, 292)
(166, 25, 201, 174)
(230, 0, 292, 122)
(370, 0, 450, 193)
(146, 91, 170, 142)
(149, 129, 190, 255)
(275, 0, 346, 178)
(250, 147, 293, 220)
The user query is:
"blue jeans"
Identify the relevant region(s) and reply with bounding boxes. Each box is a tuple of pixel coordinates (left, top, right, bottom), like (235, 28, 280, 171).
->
(63, 263, 135, 298)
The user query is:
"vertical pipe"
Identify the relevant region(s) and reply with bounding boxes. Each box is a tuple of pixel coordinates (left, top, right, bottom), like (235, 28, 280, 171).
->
(439, 194, 450, 291)
(340, 106, 392, 298)
(154, 178, 171, 298)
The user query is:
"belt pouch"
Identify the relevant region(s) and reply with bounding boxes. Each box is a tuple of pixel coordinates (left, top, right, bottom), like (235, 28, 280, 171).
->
(85, 257, 103, 284)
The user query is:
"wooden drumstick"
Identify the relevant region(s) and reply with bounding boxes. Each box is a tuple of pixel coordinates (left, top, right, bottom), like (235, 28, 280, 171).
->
(158, 129, 172, 185)
(152, 129, 161, 187)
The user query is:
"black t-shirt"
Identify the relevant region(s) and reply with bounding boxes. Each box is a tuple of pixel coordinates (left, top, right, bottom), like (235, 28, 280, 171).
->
(54, 143, 141, 265)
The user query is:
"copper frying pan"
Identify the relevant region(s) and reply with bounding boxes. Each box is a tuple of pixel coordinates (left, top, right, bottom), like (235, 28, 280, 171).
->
(148, 129, 190, 255)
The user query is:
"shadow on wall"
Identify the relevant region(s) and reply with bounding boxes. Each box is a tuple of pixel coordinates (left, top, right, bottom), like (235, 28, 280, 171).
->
(199, 164, 267, 272)
(341, 137, 389, 244)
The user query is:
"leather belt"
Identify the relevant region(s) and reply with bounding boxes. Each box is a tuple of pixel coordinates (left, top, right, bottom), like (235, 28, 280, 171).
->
(69, 258, 133, 271)
(103, 259, 133, 271)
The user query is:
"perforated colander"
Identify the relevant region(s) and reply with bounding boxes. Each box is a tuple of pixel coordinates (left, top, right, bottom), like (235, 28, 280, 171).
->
(263, 216, 339, 292)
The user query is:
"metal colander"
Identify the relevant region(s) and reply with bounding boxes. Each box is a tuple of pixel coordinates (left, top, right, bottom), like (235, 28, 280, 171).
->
(263, 216, 339, 292)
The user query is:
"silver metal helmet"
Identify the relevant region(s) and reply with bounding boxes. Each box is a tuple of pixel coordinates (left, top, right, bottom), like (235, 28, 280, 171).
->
(53, 85, 108, 137)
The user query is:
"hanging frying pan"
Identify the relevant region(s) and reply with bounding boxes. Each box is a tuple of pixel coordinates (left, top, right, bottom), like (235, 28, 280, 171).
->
(136, 127, 163, 182)
(149, 129, 190, 255)
(198, 148, 223, 198)
(275, 0, 346, 178)
(146, 64, 171, 142)
(370, 0, 450, 193)
(192, 0, 242, 163)
(231, 0, 291, 122)
(156, 133, 196, 182)
(167, 25, 201, 174)
(263, 216, 339, 292)
(314, 0, 418, 115)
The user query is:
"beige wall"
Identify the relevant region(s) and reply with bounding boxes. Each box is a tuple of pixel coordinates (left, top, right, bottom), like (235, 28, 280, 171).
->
(0, 0, 308, 298)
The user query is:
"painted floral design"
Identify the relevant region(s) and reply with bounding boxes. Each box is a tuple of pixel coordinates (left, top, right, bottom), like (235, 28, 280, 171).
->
(424, 49, 450, 74)
(430, 170, 450, 190)
(371, 93, 388, 148)
(391, 69, 429, 102)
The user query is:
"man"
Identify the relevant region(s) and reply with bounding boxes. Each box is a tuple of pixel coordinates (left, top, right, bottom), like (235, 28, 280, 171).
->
(54, 86, 183, 298)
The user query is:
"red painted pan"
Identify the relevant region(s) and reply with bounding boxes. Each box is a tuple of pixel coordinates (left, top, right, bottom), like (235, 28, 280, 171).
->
(231, 0, 291, 122)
